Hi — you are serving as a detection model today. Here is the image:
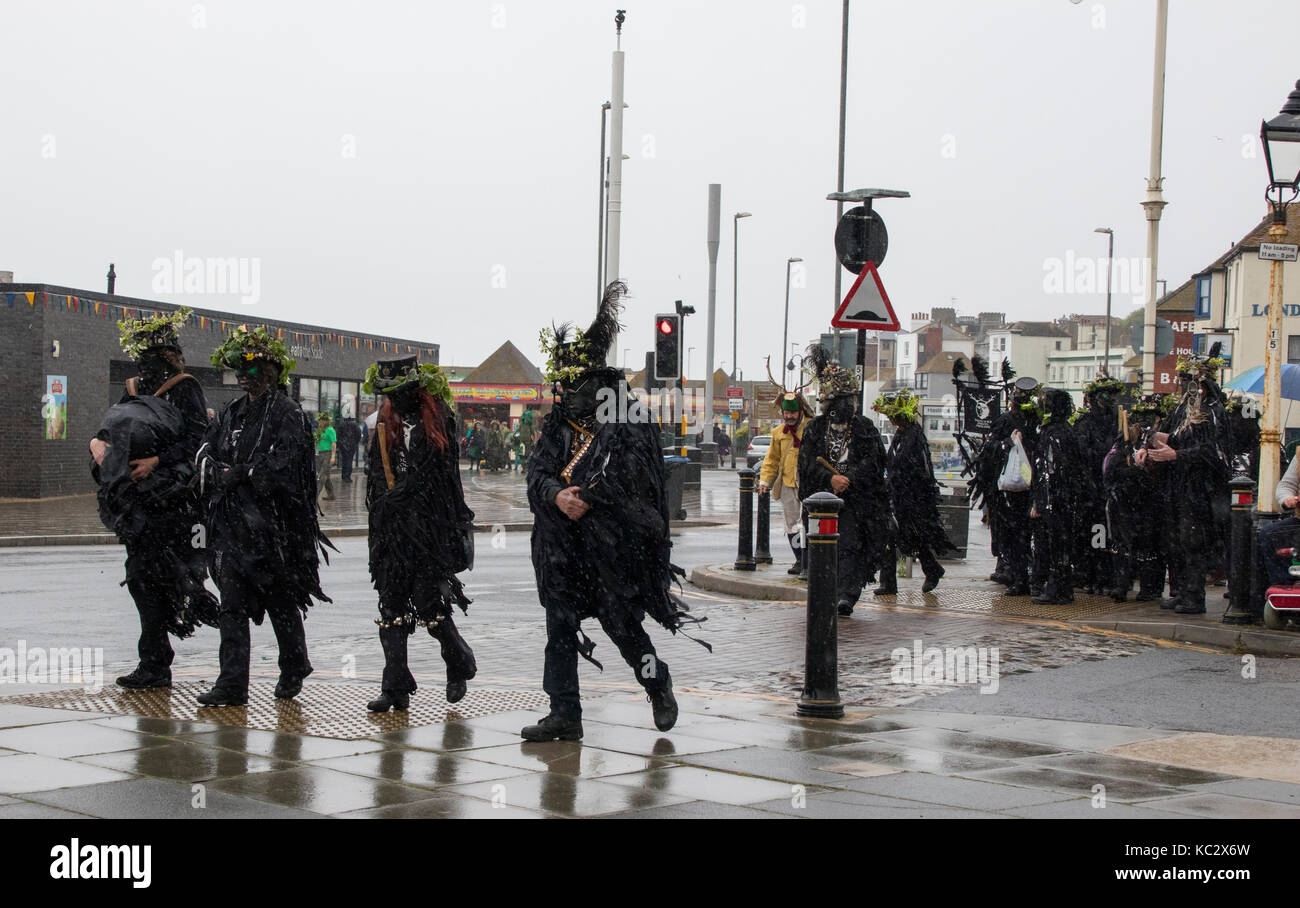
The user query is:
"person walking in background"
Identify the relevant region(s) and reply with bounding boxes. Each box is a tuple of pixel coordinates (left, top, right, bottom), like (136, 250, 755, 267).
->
(758, 370, 812, 576)
(467, 421, 484, 474)
(336, 411, 360, 483)
(315, 414, 337, 500)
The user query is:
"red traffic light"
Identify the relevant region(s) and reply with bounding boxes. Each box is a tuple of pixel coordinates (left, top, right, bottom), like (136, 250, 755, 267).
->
(658, 318, 675, 335)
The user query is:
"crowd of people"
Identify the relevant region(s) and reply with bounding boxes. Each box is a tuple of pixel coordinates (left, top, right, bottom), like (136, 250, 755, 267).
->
(91, 286, 702, 738)
(970, 345, 1261, 613)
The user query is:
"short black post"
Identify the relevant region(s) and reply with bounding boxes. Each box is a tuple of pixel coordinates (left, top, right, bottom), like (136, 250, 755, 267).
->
(755, 486, 773, 565)
(735, 468, 756, 572)
(798, 491, 844, 719)
(1223, 474, 1260, 625)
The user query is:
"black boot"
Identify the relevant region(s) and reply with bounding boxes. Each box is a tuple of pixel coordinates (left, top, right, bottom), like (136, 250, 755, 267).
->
(116, 666, 171, 689)
(274, 668, 311, 700)
(367, 690, 410, 712)
(431, 617, 477, 703)
(520, 713, 584, 741)
(648, 683, 678, 732)
(922, 565, 945, 593)
(787, 534, 802, 575)
(196, 687, 247, 707)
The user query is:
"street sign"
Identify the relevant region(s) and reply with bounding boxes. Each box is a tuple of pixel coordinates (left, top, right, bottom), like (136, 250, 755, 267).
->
(726, 386, 743, 398)
(834, 206, 888, 273)
(728, 398, 744, 411)
(831, 261, 900, 331)
(1260, 243, 1299, 262)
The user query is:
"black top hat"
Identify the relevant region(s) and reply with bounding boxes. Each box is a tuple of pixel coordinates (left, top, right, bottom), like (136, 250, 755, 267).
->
(371, 354, 419, 395)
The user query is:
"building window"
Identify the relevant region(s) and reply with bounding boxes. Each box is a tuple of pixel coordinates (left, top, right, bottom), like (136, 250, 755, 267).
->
(1195, 276, 1211, 320)
(914, 372, 929, 391)
(298, 378, 319, 416)
(1289, 336, 1300, 366)
(1055, 341, 1062, 351)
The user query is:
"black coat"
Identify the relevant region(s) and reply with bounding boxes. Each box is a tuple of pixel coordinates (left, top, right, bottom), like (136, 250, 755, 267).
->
(366, 401, 474, 623)
(1166, 417, 1231, 565)
(197, 388, 333, 618)
(885, 424, 954, 557)
(527, 399, 702, 663)
(797, 413, 890, 561)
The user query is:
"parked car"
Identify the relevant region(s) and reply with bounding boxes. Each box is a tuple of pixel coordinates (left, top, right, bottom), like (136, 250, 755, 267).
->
(746, 435, 772, 469)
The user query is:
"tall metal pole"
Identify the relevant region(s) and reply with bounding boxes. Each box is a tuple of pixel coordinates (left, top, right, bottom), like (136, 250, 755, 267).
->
(703, 184, 721, 465)
(1259, 217, 1289, 514)
(605, 11, 627, 363)
(1140, 0, 1169, 394)
(783, 259, 793, 387)
(597, 102, 609, 302)
(832, 0, 849, 356)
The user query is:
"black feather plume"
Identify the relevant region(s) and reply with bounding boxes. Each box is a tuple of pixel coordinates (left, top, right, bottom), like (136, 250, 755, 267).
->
(1208, 341, 1223, 360)
(583, 281, 626, 359)
(952, 357, 967, 384)
(804, 343, 832, 378)
(1001, 358, 1016, 382)
(971, 354, 990, 386)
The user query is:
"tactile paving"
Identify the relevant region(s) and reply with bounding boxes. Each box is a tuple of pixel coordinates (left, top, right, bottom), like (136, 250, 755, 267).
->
(875, 587, 1137, 620)
(0, 682, 550, 740)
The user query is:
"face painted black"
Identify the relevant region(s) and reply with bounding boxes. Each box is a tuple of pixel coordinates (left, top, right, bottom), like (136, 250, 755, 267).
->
(562, 375, 604, 420)
(827, 397, 854, 423)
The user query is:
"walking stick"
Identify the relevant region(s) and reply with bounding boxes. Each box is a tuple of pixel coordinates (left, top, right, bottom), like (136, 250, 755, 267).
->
(376, 421, 396, 490)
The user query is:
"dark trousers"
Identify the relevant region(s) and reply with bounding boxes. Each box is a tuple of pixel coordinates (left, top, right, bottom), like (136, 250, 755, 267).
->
(836, 541, 878, 605)
(1031, 512, 1072, 596)
(339, 446, 356, 482)
(542, 607, 668, 720)
(212, 577, 312, 696)
(124, 544, 178, 674)
(1000, 492, 1033, 585)
(878, 544, 941, 588)
(378, 616, 477, 695)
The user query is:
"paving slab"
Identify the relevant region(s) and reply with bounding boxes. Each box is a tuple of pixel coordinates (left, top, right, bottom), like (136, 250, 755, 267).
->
(607, 800, 800, 819)
(749, 789, 1005, 819)
(862, 726, 1068, 760)
(1192, 777, 1300, 804)
(1131, 792, 1300, 819)
(310, 749, 537, 789)
(438, 772, 697, 817)
(25, 777, 321, 818)
(74, 742, 290, 783)
(1106, 731, 1300, 784)
(207, 765, 431, 815)
(178, 727, 386, 762)
(976, 716, 1177, 752)
(0, 721, 166, 758)
(456, 741, 666, 779)
(812, 740, 1015, 775)
(334, 793, 549, 819)
(0, 753, 135, 794)
(826, 771, 1077, 811)
(960, 765, 1183, 802)
(597, 765, 813, 806)
(369, 722, 526, 754)
(669, 745, 895, 787)
(1025, 752, 1233, 787)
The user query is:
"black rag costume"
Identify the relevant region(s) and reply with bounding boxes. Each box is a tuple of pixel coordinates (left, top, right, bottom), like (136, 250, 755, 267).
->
(196, 327, 333, 704)
(364, 355, 477, 711)
(871, 392, 953, 593)
(523, 283, 706, 740)
(797, 348, 890, 615)
(970, 379, 1039, 595)
(1069, 382, 1122, 595)
(94, 312, 216, 688)
(1102, 398, 1168, 602)
(1030, 388, 1081, 604)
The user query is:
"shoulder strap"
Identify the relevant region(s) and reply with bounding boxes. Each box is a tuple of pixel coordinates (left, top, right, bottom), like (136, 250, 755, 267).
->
(152, 373, 197, 397)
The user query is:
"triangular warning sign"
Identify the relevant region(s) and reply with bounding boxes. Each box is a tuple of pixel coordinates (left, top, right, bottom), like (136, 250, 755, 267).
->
(831, 261, 899, 331)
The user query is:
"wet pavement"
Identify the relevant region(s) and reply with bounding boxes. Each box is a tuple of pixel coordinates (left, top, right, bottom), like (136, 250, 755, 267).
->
(5, 689, 1300, 818)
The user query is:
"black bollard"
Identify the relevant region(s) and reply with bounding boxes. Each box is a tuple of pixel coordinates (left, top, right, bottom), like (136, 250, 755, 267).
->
(735, 469, 756, 572)
(797, 491, 844, 719)
(1223, 474, 1260, 625)
(755, 486, 773, 565)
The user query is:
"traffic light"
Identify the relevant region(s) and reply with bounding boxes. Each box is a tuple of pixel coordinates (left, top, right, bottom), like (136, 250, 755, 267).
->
(654, 313, 681, 381)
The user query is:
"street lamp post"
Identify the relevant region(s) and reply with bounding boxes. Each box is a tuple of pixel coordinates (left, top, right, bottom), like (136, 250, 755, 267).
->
(1257, 79, 1300, 516)
(731, 211, 751, 469)
(782, 257, 803, 387)
(1095, 227, 1114, 377)
(1140, 0, 1170, 395)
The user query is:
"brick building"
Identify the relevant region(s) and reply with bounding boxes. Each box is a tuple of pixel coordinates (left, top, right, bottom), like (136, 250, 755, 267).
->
(0, 282, 440, 498)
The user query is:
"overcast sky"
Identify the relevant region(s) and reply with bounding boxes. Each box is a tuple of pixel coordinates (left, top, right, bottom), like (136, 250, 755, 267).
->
(4, 0, 1297, 379)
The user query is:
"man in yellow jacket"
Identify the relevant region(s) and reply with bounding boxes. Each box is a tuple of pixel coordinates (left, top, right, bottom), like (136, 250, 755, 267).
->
(758, 393, 810, 575)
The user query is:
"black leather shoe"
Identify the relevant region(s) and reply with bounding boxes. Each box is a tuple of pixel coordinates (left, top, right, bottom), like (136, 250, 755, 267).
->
(922, 570, 944, 593)
(1160, 598, 1179, 610)
(520, 714, 584, 742)
(115, 667, 171, 690)
(647, 686, 678, 732)
(787, 561, 802, 575)
(873, 585, 897, 596)
(1004, 583, 1031, 597)
(196, 687, 247, 707)
(837, 600, 855, 617)
(446, 678, 468, 704)
(367, 691, 410, 712)
(1174, 601, 1207, 615)
(274, 677, 304, 700)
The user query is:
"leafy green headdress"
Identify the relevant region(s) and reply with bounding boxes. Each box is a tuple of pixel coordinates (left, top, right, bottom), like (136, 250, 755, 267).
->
(362, 356, 453, 406)
(118, 307, 192, 359)
(872, 389, 921, 424)
(210, 324, 295, 388)
(1175, 341, 1226, 384)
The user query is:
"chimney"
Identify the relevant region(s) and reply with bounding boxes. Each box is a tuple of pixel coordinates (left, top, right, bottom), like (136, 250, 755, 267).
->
(0, 271, 13, 285)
